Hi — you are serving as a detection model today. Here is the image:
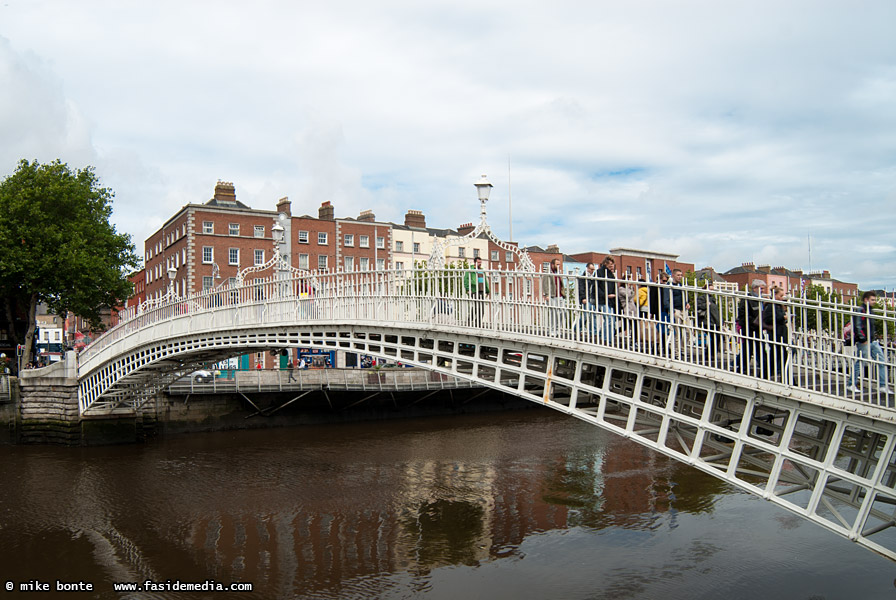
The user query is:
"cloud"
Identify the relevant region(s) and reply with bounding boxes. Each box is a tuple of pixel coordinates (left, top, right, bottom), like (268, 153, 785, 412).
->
(1, 1, 894, 289)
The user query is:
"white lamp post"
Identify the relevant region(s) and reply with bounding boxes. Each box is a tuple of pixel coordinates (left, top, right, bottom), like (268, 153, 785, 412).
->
(474, 174, 492, 223)
(167, 266, 177, 297)
(272, 222, 285, 269)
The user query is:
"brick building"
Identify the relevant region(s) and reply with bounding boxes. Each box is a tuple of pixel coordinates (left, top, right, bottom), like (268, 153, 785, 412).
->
(335, 209, 392, 273)
(569, 248, 694, 282)
(721, 263, 859, 300)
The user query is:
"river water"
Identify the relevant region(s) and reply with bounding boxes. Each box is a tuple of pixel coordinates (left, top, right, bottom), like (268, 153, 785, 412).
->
(0, 408, 893, 599)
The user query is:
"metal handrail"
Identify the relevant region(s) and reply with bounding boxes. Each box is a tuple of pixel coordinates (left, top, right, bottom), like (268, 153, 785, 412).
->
(81, 266, 896, 409)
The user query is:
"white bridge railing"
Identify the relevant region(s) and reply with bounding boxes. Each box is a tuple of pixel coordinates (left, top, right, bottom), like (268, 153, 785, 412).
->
(81, 267, 896, 411)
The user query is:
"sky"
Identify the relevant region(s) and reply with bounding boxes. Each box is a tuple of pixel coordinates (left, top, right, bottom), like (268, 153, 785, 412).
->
(1, 1, 894, 288)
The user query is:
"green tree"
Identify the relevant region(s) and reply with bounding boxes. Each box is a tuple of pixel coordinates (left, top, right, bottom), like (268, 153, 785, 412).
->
(0, 159, 138, 370)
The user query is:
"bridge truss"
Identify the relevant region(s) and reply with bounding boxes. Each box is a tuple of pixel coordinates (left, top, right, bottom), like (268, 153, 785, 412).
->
(76, 267, 896, 560)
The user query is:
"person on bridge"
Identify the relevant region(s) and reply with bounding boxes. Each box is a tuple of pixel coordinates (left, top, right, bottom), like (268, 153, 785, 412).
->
(595, 256, 617, 344)
(661, 269, 690, 357)
(648, 272, 669, 354)
(287, 358, 297, 382)
(736, 280, 768, 378)
(542, 257, 566, 336)
(847, 291, 894, 395)
(576, 262, 598, 343)
(695, 280, 722, 367)
(763, 286, 789, 381)
(463, 256, 490, 327)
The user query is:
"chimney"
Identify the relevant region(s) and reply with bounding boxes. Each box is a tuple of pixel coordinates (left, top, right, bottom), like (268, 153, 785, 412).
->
(742, 261, 754, 268)
(822, 270, 830, 279)
(457, 222, 475, 236)
(405, 209, 426, 229)
(546, 244, 560, 254)
(319, 201, 334, 221)
(757, 264, 771, 273)
(792, 269, 803, 276)
(213, 181, 237, 204)
(358, 209, 375, 223)
(276, 196, 291, 217)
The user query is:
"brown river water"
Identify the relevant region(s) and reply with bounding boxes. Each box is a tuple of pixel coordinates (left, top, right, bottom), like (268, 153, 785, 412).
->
(0, 408, 893, 599)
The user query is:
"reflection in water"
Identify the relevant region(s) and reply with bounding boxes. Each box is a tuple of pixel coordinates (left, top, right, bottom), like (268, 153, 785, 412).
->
(0, 410, 891, 599)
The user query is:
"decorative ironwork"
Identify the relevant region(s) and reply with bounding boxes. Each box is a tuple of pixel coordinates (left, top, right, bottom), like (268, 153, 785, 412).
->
(428, 175, 535, 272)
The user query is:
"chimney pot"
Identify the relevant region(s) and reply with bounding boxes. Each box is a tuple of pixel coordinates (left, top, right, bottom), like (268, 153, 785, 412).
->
(405, 210, 426, 229)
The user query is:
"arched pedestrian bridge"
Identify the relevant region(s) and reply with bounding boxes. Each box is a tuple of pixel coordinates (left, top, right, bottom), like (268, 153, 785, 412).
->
(78, 267, 896, 561)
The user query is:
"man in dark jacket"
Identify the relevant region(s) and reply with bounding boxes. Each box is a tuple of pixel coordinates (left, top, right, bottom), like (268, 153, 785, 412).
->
(577, 262, 598, 342)
(847, 291, 893, 394)
(735, 280, 767, 377)
(595, 256, 617, 343)
(695, 282, 722, 367)
(762, 286, 789, 380)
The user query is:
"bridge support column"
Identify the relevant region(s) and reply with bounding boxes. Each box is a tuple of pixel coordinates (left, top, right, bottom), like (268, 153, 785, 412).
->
(16, 352, 151, 446)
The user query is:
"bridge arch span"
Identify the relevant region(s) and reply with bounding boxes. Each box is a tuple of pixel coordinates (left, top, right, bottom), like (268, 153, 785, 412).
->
(76, 269, 896, 561)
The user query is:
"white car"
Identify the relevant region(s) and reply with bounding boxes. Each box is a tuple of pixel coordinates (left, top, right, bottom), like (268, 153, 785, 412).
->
(189, 370, 212, 384)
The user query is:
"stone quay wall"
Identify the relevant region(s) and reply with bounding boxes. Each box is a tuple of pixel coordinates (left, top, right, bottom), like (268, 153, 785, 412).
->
(3, 355, 531, 446)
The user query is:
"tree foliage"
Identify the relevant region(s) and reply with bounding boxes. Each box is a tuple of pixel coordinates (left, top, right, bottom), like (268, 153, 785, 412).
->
(0, 159, 138, 368)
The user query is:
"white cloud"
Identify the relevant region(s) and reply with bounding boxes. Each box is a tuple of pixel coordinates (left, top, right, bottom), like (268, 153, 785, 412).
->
(1, 0, 894, 288)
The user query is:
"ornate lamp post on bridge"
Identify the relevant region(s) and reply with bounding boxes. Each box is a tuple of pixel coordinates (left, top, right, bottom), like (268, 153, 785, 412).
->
(167, 266, 177, 298)
(428, 174, 534, 272)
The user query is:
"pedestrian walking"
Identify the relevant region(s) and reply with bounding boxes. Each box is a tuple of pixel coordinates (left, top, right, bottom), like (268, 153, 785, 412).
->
(541, 258, 565, 336)
(463, 256, 490, 327)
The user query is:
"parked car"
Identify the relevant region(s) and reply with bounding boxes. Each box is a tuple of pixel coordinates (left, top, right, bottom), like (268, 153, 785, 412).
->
(189, 369, 212, 383)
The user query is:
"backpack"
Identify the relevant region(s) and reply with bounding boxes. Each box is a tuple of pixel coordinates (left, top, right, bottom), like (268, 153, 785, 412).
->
(842, 321, 853, 346)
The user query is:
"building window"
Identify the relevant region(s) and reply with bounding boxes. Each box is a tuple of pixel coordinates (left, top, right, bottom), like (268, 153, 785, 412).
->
(318, 232, 328, 245)
(473, 248, 480, 259)
(376, 258, 385, 271)
(202, 246, 213, 264)
(318, 255, 328, 270)
(458, 247, 466, 258)
(202, 276, 214, 291)
(636, 266, 642, 278)
(541, 262, 549, 273)
(506, 252, 513, 263)
(344, 256, 354, 271)
(359, 235, 369, 248)
(413, 242, 421, 254)
(255, 249, 265, 265)
(203, 221, 213, 234)
(395, 240, 404, 252)
(254, 225, 265, 238)
(376, 236, 385, 249)
(626, 266, 632, 277)
(298, 253, 309, 270)
(344, 234, 354, 247)
(491, 250, 499, 262)
(229, 223, 239, 236)
(360, 257, 369, 271)
(396, 261, 404, 271)
(298, 231, 309, 244)
(229, 248, 239, 266)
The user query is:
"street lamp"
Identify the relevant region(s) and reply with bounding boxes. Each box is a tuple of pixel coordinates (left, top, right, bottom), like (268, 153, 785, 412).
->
(474, 174, 492, 224)
(475, 174, 492, 202)
(167, 266, 177, 297)
(271, 222, 285, 268)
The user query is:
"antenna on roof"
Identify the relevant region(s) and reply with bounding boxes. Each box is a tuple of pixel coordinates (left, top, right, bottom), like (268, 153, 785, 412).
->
(508, 157, 513, 242)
